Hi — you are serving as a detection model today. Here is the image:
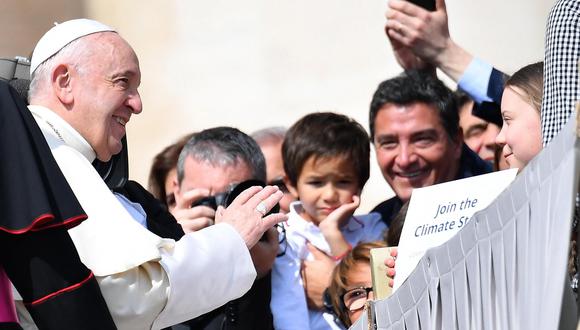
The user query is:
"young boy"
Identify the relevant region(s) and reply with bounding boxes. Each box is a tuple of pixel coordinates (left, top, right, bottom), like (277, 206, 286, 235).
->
(271, 112, 386, 330)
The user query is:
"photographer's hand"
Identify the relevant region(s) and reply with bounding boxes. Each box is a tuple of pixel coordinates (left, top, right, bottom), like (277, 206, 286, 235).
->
(216, 185, 287, 249)
(172, 188, 216, 233)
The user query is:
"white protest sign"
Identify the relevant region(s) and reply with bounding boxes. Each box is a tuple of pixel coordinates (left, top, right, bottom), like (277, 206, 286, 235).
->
(392, 168, 518, 291)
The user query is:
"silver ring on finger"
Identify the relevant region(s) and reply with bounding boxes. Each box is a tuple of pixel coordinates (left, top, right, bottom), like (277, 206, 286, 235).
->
(255, 201, 268, 216)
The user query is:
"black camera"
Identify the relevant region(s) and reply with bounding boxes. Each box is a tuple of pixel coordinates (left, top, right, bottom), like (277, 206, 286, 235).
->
(191, 179, 280, 215)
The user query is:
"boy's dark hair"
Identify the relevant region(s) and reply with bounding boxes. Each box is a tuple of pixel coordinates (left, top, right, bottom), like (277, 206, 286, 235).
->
(369, 70, 459, 142)
(282, 112, 370, 189)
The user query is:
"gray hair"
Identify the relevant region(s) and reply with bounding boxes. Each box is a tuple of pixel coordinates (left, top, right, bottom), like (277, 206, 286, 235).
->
(28, 34, 103, 102)
(177, 127, 266, 184)
(250, 126, 287, 146)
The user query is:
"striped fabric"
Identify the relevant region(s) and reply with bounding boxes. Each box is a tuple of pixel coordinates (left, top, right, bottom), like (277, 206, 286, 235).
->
(542, 0, 580, 146)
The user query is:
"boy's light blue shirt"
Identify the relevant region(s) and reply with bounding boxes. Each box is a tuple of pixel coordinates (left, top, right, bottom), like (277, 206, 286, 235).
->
(270, 202, 386, 330)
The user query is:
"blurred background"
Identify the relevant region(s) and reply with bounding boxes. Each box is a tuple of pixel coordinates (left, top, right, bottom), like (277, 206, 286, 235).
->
(1, 0, 555, 212)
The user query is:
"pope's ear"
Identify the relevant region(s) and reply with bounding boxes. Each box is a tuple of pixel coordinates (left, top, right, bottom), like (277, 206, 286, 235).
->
(52, 64, 74, 105)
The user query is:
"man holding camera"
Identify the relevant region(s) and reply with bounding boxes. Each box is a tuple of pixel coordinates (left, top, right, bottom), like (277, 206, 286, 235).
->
(171, 126, 278, 330)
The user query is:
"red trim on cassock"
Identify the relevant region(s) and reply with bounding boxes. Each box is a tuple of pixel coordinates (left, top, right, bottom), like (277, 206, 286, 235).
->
(26, 272, 95, 306)
(32, 214, 88, 231)
(0, 214, 87, 234)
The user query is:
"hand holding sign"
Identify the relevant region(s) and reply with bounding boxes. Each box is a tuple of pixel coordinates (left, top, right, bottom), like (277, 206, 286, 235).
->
(384, 247, 398, 288)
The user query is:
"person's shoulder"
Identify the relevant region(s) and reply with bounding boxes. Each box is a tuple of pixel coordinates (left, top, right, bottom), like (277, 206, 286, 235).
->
(458, 144, 493, 179)
(352, 211, 382, 224)
(371, 196, 400, 211)
(347, 212, 387, 242)
(117, 180, 185, 240)
(370, 197, 403, 226)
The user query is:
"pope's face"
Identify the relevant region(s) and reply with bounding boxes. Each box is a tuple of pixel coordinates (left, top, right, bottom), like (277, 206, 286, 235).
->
(72, 32, 142, 161)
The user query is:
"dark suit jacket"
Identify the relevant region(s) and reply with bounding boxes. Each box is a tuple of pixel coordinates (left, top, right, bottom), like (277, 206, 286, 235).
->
(471, 68, 509, 127)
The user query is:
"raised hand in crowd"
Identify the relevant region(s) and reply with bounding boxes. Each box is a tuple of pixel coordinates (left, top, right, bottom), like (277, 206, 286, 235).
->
(385, 0, 472, 80)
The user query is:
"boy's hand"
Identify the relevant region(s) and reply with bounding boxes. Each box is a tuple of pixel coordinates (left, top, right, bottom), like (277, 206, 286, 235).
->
(318, 195, 360, 234)
(384, 247, 398, 288)
(318, 196, 359, 257)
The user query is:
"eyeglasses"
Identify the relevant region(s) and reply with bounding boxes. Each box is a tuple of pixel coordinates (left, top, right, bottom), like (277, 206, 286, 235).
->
(267, 178, 289, 193)
(341, 286, 373, 312)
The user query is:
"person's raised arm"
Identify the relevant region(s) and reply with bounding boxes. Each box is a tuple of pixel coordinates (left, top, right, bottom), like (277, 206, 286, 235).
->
(385, 0, 472, 81)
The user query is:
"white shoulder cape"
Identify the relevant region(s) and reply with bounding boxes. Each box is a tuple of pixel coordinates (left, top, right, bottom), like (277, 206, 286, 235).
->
(29, 105, 169, 275)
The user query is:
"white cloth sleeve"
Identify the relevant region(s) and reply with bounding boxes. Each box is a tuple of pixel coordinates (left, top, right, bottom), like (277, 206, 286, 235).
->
(457, 57, 494, 104)
(97, 261, 168, 330)
(30, 106, 257, 329)
(270, 246, 311, 330)
(152, 223, 256, 329)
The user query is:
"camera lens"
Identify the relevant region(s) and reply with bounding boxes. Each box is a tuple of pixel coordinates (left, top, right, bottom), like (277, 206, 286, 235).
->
(191, 196, 218, 210)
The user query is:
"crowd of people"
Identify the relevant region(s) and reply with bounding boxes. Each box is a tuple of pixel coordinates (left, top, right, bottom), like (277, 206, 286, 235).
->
(0, 0, 578, 329)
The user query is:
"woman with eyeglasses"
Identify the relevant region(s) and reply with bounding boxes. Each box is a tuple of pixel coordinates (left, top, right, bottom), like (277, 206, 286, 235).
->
(327, 241, 387, 327)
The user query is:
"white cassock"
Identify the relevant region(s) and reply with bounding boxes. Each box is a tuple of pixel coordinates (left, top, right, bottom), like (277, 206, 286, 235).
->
(28, 105, 257, 330)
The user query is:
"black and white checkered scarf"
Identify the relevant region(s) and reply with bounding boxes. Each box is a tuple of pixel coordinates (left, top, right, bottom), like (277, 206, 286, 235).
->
(542, 0, 580, 146)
